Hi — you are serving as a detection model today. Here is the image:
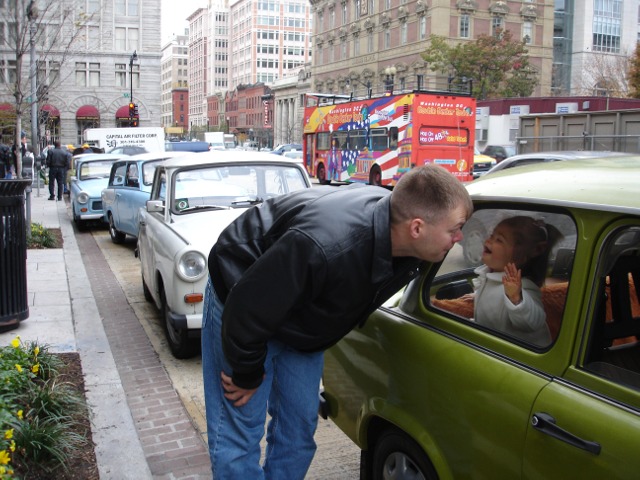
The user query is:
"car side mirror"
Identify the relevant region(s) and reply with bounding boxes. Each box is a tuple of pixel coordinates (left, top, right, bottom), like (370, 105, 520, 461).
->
(146, 199, 164, 213)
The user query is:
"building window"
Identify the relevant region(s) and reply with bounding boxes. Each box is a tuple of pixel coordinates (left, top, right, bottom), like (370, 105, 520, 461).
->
(115, 63, 127, 87)
(460, 14, 470, 38)
(342, 41, 347, 59)
(115, 0, 139, 16)
(384, 27, 390, 48)
(330, 8, 335, 28)
(400, 22, 407, 44)
(492, 16, 504, 37)
(385, 0, 390, 10)
(523, 20, 533, 44)
(593, 0, 622, 53)
(420, 16, 427, 40)
(354, 36, 360, 56)
(369, 0, 374, 15)
(342, 3, 347, 24)
(76, 62, 100, 87)
(115, 27, 139, 51)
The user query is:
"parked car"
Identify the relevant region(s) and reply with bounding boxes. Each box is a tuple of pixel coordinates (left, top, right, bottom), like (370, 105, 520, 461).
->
(136, 150, 312, 358)
(472, 147, 496, 178)
(69, 154, 127, 230)
(108, 145, 149, 156)
(484, 150, 629, 176)
(164, 141, 210, 153)
(101, 152, 183, 243)
(321, 156, 640, 479)
(282, 149, 303, 165)
(482, 144, 516, 162)
(271, 143, 303, 155)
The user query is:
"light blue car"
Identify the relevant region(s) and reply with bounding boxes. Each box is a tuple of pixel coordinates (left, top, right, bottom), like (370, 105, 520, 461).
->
(69, 154, 126, 230)
(101, 152, 184, 243)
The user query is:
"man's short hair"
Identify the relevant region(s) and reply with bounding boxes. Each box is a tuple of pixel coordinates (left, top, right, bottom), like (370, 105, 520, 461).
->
(390, 164, 473, 225)
(54, 140, 61, 148)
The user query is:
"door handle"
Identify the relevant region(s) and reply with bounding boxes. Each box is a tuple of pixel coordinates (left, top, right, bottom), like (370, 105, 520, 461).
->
(532, 412, 601, 455)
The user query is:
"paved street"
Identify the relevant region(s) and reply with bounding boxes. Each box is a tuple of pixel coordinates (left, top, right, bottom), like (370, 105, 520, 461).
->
(86, 225, 361, 478)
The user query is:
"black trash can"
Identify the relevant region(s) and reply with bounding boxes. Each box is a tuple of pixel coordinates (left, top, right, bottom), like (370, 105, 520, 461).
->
(0, 179, 31, 331)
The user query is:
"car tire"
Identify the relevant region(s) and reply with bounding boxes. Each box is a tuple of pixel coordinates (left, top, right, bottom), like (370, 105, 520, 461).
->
(73, 209, 86, 232)
(369, 165, 382, 186)
(160, 286, 199, 359)
(108, 213, 126, 244)
(142, 273, 153, 302)
(371, 429, 437, 480)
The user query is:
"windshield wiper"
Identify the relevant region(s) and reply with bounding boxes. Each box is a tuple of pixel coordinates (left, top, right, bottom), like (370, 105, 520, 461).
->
(231, 196, 264, 206)
(179, 204, 230, 212)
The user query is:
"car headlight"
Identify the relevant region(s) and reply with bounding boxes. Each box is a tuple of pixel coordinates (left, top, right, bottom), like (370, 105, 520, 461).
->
(176, 249, 207, 282)
(77, 192, 89, 204)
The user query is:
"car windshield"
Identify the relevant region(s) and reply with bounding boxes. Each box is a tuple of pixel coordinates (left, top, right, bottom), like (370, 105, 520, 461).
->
(78, 161, 114, 180)
(170, 164, 308, 214)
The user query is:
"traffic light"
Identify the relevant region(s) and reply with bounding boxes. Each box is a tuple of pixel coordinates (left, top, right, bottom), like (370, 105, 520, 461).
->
(133, 104, 139, 116)
(131, 119, 138, 127)
(128, 102, 135, 117)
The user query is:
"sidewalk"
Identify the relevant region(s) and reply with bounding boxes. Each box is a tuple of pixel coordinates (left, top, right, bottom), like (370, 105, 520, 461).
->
(0, 186, 152, 479)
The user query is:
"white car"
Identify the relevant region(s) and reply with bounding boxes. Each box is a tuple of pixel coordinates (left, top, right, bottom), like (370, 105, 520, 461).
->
(136, 150, 312, 358)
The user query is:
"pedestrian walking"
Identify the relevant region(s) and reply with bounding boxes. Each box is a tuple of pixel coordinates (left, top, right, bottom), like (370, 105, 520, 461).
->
(46, 140, 70, 201)
(202, 164, 473, 479)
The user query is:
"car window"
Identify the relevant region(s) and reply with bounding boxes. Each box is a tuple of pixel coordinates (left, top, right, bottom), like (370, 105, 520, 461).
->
(584, 225, 640, 390)
(427, 208, 577, 349)
(142, 160, 162, 186)
(126, 163, 139, 188)
(78, 161, 114, 180)
(170, 165, 308, 213)
(111, 163, 127, 186)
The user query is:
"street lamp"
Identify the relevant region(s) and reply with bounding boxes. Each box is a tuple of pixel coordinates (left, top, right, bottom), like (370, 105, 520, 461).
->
(129, 50, 138, 102)
(385, 66, 397, 94)
(346, 78, 372, 98)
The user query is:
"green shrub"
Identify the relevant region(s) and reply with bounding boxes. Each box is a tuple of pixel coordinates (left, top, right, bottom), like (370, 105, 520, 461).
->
(27, 223, 58, 249)
(0, 337, 89, 478)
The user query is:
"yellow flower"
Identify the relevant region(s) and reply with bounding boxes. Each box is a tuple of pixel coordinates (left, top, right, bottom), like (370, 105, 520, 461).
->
(31, 363, 40, 374)
(14, 364, 22, 373)
(9, 441, 15, 453)
(0, 466, 5, 474)
(3, 429, 12, 440)
(16, 410, 23, 420)
(0, 450, 10, 465)
(34, 346, 40, 356)
(10, 337, 20, 348)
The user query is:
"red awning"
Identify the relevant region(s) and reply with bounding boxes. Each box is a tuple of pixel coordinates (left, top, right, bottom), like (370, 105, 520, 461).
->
(0, 103, 14, 111)
(116, 105, 131, 119)
(41, 104, 60, 117)
(76, 105, 99, 119)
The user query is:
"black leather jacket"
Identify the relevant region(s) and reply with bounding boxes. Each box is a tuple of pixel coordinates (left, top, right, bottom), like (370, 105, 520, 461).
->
(208, 184, 424, 389)
(46, 148, 70, 169)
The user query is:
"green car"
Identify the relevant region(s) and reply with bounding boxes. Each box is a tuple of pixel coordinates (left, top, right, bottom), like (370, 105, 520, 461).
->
(322, 156, 640, 479)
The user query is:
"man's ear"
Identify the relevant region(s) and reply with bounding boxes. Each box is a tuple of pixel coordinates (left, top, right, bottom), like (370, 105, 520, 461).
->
(409, 217, 424, 239)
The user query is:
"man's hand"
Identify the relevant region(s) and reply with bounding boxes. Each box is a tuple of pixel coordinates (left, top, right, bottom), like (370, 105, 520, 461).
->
(221, 371, 260, 407)
(502, 262, 523, 305)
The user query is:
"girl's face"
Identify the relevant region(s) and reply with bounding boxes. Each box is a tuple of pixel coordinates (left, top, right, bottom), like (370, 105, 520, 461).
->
(482, 223, 517, 272)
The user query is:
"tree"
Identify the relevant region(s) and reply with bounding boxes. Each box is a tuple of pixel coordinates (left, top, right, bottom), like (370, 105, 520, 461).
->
(421, 31, 538, 100)
(629, 45, 640, 98)
(1, 0, 89, 178)
(572, 50, 631, 97)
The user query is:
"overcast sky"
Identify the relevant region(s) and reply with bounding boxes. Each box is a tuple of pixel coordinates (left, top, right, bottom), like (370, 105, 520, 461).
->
(162, 0, 205, 43)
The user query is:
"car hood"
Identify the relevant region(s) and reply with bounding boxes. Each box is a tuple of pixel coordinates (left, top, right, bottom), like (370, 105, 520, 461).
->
(170, 208, 248, 252)
(74, 178, 110, 197)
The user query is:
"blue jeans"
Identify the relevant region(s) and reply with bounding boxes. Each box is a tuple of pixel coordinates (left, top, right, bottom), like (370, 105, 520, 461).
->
(202, 279, 324, 479)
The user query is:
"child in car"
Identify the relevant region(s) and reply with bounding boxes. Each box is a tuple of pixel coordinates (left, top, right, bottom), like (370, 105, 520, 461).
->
(469, 216, 562, 346)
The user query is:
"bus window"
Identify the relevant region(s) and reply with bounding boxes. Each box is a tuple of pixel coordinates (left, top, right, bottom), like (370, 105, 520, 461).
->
(371, 128, 388, 151)
(317, 132, 331, 150)
(351, 130, 367, 150)
(389, 127, 399, 149)
(333, 131, 348, 150)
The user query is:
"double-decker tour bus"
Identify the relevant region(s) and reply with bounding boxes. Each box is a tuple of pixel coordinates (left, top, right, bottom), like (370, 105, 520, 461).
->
(302, 90, 476, 186)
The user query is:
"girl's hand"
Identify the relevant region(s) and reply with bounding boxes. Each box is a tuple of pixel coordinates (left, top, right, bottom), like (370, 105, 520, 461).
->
(502, 262, 523, 305)
(221, 372, 260, 407)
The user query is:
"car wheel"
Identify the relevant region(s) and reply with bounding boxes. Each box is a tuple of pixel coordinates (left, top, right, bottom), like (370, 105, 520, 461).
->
(369, 165, 382, 186)
(73, 209, 86, 231)
(461, 218, 487, 267)
(317, 163, 331, 185)
(160, 286, 198, 359)
(108, 213, 126, 244)
(371, 430, 437, 480)
(142, 273, 153, 302)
